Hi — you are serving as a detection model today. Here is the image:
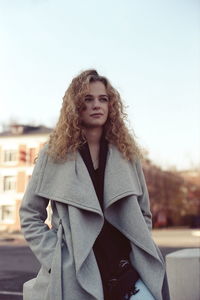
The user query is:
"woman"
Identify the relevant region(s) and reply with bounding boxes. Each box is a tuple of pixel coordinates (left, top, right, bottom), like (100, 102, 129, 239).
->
(19, 69, 170, 300)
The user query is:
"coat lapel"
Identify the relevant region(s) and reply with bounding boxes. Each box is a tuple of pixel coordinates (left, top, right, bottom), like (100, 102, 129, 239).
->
(35, 144, 142, 214)
(104, 146, 165, 299)
(104, 145, 164, 261)
(104, 144, 142, 209)
(35, 151, 102, 215)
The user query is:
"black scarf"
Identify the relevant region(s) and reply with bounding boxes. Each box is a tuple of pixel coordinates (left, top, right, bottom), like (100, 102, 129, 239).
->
(79, 133, 108, 209)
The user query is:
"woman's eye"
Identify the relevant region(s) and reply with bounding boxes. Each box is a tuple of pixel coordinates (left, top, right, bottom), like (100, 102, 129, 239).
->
(84, 98, 92, 102)
(100, 97, 108, 102)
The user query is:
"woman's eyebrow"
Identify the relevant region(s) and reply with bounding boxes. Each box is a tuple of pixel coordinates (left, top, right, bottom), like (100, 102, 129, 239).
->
(84, 94, 108, 97)
(99, 94, 108, 98)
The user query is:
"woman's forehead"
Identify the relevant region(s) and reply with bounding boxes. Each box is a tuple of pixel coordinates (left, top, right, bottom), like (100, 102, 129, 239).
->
(86, 81, 107, 95)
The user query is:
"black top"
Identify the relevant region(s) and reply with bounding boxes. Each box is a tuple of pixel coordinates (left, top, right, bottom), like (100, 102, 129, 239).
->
(79, 135, 139, 300)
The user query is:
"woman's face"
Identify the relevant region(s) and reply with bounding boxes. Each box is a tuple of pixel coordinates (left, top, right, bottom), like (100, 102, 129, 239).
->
(80, 81, 109, 128)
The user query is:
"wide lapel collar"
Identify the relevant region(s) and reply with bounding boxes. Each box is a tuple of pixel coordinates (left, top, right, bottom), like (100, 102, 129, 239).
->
(104, 145, 164, 267)
(75, 152, 103, 215)
(104, 144, 142, 209)
(35, 151, 102, 215)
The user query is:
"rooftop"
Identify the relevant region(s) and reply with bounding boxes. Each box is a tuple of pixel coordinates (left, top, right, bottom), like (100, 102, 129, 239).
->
(0, 124, 52, 137)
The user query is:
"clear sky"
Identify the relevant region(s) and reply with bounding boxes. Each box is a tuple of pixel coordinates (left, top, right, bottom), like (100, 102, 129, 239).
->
(0, 0, 199, 170)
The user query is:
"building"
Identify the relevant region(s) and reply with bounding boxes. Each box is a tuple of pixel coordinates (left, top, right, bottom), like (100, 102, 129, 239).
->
(0, 124, 52, 232)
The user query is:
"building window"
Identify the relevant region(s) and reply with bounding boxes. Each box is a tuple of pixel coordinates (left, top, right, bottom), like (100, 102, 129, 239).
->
(29, 148, 36, 164)
(3, 176, 16, 191)
(3, 150, 17, 162)
(0, 205, 15, 223)
(19, 149, 27, 163)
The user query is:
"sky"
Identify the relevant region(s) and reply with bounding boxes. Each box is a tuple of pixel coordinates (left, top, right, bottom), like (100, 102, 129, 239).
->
(0, 0, 199, 170)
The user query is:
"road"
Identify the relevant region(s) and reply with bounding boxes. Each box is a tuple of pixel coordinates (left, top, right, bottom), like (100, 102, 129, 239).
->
(0, 228, 199, 300)
(0, 245, 183, 300)
(0, 245, 39, 300)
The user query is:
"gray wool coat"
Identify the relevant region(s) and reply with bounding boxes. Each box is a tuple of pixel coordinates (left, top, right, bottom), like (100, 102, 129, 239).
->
(19, 144, 170, 300)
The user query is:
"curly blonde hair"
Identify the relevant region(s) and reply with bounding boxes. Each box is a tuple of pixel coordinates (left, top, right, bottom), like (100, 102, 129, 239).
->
(48, 69, 142, 162)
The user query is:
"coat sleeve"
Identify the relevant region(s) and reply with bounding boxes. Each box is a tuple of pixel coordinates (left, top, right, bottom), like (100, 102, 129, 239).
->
(135, 159, 152, 231)
(19, 146, 57, 272)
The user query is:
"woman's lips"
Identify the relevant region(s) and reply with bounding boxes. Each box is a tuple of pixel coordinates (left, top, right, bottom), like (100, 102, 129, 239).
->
(90, 113, 103, 117)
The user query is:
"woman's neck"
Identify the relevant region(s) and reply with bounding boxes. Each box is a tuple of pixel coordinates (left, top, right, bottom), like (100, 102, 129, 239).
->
(84, 127, 103, 146)
(84, 128, 103, 169)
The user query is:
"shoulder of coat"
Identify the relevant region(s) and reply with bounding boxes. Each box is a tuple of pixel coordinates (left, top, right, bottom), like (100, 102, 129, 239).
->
(38, 144, 76, 167)
(40, 143, 49, 154)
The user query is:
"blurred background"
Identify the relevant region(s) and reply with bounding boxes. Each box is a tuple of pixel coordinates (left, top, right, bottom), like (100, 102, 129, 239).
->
(0, 0, 199, 231)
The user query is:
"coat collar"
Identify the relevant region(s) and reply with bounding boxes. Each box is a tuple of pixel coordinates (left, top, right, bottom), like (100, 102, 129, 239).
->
(104, 144, 142, 209)
(35, 144, 142, 214)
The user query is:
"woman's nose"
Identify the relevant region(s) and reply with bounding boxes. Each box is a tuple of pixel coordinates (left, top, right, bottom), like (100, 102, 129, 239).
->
(93, 98, 101, 108)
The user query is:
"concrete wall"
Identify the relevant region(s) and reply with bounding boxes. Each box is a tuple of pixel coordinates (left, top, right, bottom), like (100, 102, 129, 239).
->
(166, 248, 200, 300)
